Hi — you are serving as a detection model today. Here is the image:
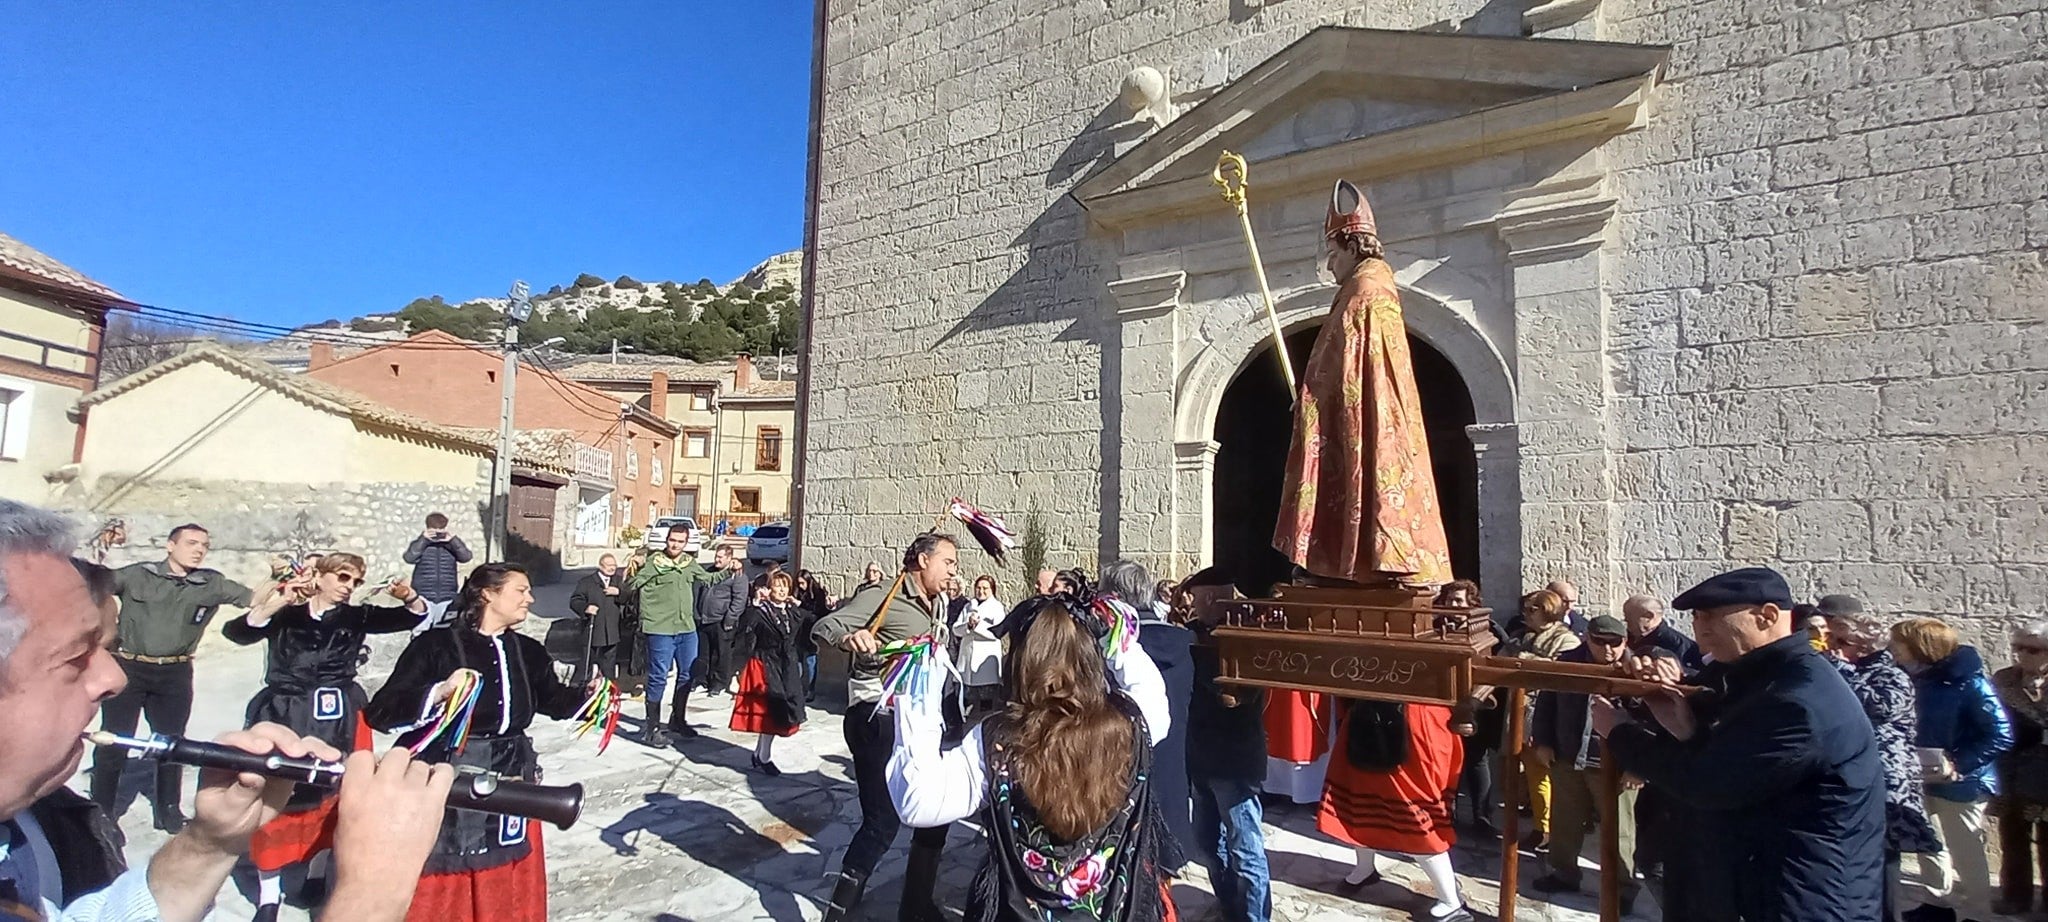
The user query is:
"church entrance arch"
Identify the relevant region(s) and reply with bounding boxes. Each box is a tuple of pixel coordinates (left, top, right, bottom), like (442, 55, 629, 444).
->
(1210, 321, 1479, 598)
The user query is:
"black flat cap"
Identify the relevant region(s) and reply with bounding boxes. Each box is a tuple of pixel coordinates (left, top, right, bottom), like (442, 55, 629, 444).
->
(1816, 594, 1865, 616)
(1672, 566, 1796, 611)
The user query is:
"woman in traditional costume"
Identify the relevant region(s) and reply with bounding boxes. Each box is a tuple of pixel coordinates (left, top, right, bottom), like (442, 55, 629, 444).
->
(887, 591, 1181, 921)
(730, 569, 807, 775)
(364, 562, 599, 922)
(223, 552, 430, 922)
(1320, 698, 1471, 921)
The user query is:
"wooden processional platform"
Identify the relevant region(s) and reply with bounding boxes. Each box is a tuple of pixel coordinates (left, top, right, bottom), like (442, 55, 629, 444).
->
(1205, 584, 1680, 922)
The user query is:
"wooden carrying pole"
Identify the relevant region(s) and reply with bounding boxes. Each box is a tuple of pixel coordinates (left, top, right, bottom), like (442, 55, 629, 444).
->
(1499, 686, 1526, 921)
(1212, 151, 1297, 395)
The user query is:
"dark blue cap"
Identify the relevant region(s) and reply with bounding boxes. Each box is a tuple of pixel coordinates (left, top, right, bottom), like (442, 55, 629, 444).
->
(1671, 566, 1796, 611)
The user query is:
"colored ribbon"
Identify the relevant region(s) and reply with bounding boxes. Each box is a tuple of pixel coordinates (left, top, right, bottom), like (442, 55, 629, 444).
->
(573, 678, 622, 754)
(410, 668, 483, 755)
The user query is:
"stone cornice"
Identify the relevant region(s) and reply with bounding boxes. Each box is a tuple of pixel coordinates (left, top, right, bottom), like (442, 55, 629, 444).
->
(1080, 75, 1658, 230)
(1173, 439, 1221, 471)
(1524, 0, 1602, 34)
(1107, 271, 1186, 321)
(1494, 175, 1617, 265)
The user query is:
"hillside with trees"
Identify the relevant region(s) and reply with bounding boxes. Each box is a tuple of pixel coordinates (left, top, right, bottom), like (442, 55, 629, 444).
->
(379, 273, 800, 362)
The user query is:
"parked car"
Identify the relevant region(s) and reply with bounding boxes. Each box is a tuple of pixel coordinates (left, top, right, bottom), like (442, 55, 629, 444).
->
(644, 516, 701, 553)
(747, 522, 792, 563)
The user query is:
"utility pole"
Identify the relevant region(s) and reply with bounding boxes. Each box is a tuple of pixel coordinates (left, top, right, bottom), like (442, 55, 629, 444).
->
(490, 280, 533, 561)
(611, 337, 634, 364)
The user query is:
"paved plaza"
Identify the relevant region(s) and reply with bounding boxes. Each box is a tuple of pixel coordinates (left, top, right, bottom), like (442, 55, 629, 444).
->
(79, 575, 1657, 921)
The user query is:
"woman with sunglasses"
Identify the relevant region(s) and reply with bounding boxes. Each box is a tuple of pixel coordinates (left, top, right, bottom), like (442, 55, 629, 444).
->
(223, 551, 432, 922)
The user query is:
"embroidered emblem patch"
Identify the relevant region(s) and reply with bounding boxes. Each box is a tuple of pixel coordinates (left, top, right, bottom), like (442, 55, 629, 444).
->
(313, 687, 345, 722)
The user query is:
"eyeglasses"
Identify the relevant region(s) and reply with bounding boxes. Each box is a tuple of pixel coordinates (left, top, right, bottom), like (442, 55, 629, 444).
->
(333, 573, 363, 586)
(2017, 644, 2048, 655)
(1589, 634, 1626, 646)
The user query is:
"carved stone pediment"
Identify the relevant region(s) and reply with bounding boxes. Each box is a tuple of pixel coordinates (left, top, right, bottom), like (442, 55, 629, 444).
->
(1074, 26, 1669, 229)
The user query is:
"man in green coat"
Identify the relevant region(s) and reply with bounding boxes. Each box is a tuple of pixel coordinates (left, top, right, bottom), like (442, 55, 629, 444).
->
(628, 525, 721, 745)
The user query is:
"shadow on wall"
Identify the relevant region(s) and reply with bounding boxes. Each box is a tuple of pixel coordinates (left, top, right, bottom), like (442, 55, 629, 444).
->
(934, 98, 1151, 564)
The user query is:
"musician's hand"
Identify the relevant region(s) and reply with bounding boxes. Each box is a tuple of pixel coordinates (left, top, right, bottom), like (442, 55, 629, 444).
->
(842, 629, 880, 655)
(187, 722, 343, 855)
(327, 748, 454, 920)
(1620, 653, 1683, 686)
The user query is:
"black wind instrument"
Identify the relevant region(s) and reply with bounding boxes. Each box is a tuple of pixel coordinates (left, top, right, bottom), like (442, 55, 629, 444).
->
(85, 731, 583, 829)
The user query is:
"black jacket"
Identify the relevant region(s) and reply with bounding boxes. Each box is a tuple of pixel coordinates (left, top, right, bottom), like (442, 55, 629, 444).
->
(25, 789, 125, 904)
(1531, 644, 1608, 770)
(403, 534, 473, 603)
(1137, 621, 1196, 865)
(570, 570, 629, 647)
(1606, 633, 1885, 921)
(1187, 637, 1268, 784)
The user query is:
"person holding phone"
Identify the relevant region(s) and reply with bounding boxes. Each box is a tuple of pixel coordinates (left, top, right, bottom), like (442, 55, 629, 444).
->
(403, 513, 473, 609)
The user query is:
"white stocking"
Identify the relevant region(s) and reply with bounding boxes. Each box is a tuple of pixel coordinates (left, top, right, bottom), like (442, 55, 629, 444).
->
(256, 869, 283, 908)
(1345, 846, 1379, 885)
(1413, 850, 1464, 916)
(755, 733, 774, 762)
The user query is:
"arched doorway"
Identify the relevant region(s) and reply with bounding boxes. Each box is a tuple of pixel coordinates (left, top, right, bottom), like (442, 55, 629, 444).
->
(1211, 325, 1480, 598)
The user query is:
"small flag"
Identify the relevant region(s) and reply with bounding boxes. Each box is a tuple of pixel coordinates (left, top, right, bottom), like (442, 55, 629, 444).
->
(948, 498, 1019, 565)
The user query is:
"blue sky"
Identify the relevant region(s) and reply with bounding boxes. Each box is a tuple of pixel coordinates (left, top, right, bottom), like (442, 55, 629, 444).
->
(1, 2, 813, 328)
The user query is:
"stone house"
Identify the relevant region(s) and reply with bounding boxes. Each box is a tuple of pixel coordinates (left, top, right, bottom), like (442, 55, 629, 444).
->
(304, 330, 680, 547)
(798, 3, 2047, 648)
(565, 353, 800, 530)
(66, 343, 575, 587)
(0, 231, 132, 503)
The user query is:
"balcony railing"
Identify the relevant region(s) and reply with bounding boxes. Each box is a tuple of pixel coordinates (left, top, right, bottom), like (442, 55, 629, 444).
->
(0, 329, 94, 376)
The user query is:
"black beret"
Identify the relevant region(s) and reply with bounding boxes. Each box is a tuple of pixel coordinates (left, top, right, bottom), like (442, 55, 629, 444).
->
(1672, 566, 1796, 611)
(1816, 594, 1865, 616)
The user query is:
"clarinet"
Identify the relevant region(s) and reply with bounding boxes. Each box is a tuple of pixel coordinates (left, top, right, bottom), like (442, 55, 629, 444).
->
(86, 731, 584, 829)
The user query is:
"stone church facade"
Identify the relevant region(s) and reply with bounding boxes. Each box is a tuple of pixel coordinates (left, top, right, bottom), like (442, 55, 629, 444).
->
(797, 0, 2046, 645)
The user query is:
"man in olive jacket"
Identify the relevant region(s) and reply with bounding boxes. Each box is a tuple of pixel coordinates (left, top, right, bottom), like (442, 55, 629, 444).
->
(627, 525, 721, 745)
(809, 533, 958, 922)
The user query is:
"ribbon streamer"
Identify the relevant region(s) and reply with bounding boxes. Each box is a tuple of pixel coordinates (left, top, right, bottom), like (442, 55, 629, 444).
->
(874, 634, 958, 716)
(573, 678, 622, 753)
(410, 668, 483, 755)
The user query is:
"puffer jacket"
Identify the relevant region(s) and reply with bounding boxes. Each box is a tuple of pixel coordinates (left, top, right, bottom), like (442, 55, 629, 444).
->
(1910, 645, 2015, 803)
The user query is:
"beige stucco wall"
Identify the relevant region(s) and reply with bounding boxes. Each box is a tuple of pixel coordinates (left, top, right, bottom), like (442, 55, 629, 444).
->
(715, 400, 795, 519)
(0, 288, 95, 375)
(0, 373, 83, 502)
(80, 361, 484, 494)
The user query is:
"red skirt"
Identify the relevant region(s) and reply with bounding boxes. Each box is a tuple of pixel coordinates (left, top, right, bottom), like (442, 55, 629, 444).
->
(729, 658, 799, 737)
(405, 823, 548, 922)
(1317, 703, 1462, 855)
(1264, 690, 1329, 763)
(248, 714, 373, 871)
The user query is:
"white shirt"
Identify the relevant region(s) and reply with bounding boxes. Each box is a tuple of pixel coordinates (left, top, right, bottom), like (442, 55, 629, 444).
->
(955, 597, 1008, 687)
(886, 637, 1172, 828)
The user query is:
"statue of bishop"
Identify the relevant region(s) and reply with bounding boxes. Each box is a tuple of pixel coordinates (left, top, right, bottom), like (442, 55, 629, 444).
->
(1272, 180, 1453, 588)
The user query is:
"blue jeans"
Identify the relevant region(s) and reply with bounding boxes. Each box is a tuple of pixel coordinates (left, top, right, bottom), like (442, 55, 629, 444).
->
(644, 631, 700, 708)
(803, 653, 818, 694)
(1192, 776, 1271, 922)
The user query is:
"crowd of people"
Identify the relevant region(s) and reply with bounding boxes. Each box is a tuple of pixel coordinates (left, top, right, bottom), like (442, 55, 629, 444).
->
(8, 497, 2048, 922)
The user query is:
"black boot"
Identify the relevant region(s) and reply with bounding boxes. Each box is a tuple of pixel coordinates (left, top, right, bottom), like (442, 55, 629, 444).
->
(822, 869, 868, 922)
(899, 839, 945, 922)
(88, 749, 123, 816)
(151, 763, 186, 833)
(668, 686, 698, 739)
(642, 698, 669, 746)
(251, 904, 279, 922)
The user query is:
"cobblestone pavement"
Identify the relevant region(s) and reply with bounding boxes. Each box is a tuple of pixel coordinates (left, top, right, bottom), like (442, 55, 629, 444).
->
(76, 576, 1658, 921)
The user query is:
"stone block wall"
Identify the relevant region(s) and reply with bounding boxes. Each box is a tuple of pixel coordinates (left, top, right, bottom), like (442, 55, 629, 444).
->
(1596, 0, 2048, 651)
(805, 0, 2047, 652)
